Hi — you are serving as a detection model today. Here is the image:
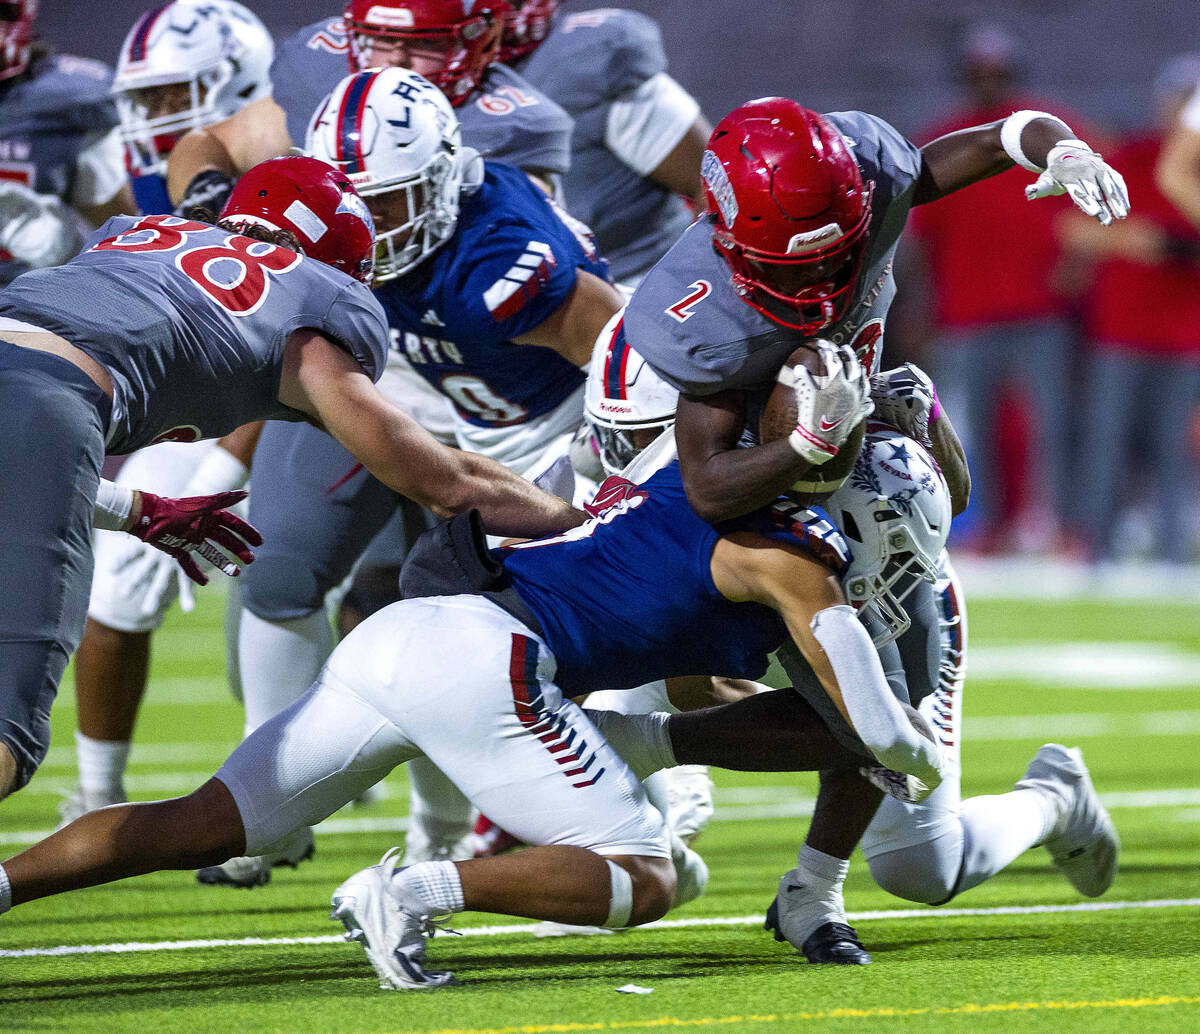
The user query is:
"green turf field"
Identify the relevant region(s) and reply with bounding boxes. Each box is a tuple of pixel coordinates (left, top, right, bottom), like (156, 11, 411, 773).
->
(3, 583, 1199, 1033)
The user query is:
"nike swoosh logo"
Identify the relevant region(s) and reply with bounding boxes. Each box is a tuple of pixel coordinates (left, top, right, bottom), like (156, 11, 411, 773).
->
(819, 416, 846, 432)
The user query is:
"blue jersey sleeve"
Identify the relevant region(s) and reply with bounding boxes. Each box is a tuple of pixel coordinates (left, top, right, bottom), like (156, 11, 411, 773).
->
(449, 215, 581, 344)
(722, 499, 851, 576)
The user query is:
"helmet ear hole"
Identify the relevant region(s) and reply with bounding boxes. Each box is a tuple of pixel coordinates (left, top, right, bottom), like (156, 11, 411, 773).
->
(840, 510, 862, 542)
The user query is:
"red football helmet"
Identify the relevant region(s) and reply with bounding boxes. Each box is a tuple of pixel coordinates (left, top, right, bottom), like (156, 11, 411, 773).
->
(0, 0, 37, 82)
(342, 0, 510, 105)
(703, 98, 874, 333)
(220, 156, 377, 284)
(499, 0, 557, 63)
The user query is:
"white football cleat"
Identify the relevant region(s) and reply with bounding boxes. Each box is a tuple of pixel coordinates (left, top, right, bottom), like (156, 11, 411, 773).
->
(671, 836, 709, 909)
(331, 848, 458, 991)
(56, 785, 125, 830)
(1016, 744, 1119, 897)
(195, 825, 315, 888)
(402, 818, 475, 866)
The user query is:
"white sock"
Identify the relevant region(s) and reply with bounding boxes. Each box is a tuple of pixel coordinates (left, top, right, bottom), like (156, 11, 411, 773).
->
(781, 844, 850, 943)
(238, 609, 333, 735)
(74, 731, 130, 800)
(0, 861, 11, 914)
(397, 860, 465, 914)
(954, 788, 1059, 895)
(798, 843, 850, 885)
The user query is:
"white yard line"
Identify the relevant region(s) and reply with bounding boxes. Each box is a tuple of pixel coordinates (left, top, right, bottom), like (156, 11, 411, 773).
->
(4, 898, 1198, 960)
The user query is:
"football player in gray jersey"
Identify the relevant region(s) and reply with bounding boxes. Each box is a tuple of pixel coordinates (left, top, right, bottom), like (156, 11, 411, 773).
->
(620, 97, 1127, 964)
(502, 3, 710, 285)
(0, 0, 135, 285)
(0, 155, 583, 803)
(624, 97, 1128, 525)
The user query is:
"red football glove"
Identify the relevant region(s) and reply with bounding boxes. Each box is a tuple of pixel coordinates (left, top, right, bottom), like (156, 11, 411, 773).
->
(582, 476, 648, 519)
(128, 490, 263, 586)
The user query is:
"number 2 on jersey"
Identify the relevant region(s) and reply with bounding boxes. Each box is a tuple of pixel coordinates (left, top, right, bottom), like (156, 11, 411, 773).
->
(93, 215, 300, 317)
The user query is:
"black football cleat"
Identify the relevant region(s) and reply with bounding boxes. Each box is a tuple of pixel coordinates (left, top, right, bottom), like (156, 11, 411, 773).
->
(765, 900, 871, 965)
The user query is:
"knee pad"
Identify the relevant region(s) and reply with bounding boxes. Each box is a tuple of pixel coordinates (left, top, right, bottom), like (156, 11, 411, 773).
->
(603, 859, 634, 929)
(239, 555, 330, 621)
(866, 829, 964, 906)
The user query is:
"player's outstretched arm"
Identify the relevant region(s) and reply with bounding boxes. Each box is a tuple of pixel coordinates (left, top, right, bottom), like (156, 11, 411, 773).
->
(915, 113, 1128, 225)
(712, 533, 943, 792)
(279, 330, 586, 538)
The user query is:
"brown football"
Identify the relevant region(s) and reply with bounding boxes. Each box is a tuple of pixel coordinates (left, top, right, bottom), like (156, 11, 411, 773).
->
(760, 344, 866, 503)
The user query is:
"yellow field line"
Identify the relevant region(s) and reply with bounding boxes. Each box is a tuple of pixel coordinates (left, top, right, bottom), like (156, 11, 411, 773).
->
(380, 995, 1200, 1034)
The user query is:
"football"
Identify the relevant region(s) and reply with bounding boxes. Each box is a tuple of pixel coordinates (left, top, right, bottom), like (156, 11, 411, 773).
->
(759, 344, 867, 501)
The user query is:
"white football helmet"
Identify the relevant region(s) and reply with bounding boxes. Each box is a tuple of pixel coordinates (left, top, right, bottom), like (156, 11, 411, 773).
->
(114, 0, 274, 176)
(306, 67, 467, 282)
(585, 311, 680, 475)
(827, 422, 951, 646)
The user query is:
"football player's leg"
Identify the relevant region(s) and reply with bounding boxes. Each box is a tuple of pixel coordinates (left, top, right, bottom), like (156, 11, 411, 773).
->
(237, 421, 397, 735)
(0, 359, 106, 800)
(68, 442, 214, 819)
(342, 597, 674, 925)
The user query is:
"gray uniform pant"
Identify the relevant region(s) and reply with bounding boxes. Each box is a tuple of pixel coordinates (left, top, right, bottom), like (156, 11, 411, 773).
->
(0, 341, 108, 790)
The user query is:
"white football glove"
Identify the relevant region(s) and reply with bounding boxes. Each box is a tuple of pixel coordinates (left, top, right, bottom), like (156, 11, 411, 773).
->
(869, 363, 938, 447)
(1025, 141, 1130, 226)
(113, 543, 197, 620)
(782, 341, 873, 466)
(0, 180, 84, 268)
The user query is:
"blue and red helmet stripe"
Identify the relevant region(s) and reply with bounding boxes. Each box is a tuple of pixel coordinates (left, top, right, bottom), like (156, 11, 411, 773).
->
(602, 318, 630, 401)
(127, 3, 171, 63)
(335, 71, 378, 175)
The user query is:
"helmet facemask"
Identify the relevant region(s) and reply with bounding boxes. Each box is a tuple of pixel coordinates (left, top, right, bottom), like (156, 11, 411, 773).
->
(711, 182, 874, 334)
(116, 67, 231, 175)
(361, 148, 460, 281)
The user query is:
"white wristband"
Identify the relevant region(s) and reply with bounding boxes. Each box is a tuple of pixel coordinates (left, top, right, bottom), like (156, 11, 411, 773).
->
(183, 444, 250, 496)
(93, 478, 135, 531)
(1000, 110, 1071, 173)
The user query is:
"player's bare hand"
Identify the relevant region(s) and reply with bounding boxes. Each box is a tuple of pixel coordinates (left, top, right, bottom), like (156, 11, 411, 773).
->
(127, 490, 263, 585)
(1025, 142, 1130, 226)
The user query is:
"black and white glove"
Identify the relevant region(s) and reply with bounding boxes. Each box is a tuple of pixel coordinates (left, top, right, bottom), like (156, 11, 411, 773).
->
(869, 363, 939, 447)
(783, 341, 873, 466)
(859, 763, 937, 805)
(173, 168, 236, 221)
(1026, 141, 1130, 226)
(0, 180, 84, 268)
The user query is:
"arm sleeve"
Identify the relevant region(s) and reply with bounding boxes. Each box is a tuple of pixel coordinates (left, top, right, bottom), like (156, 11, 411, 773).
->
(605, 72, 701, 177)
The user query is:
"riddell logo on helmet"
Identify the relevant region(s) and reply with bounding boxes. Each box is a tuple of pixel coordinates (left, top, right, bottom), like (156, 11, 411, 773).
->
(363, 6, 415, 27)
(786, 223, 843, 254)
(597, 400, 634, 415)
(701, 150, 738, 227)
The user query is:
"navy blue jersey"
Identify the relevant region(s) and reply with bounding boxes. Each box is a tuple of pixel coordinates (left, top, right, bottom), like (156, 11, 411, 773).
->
(129, 169, 172, 216)
(376, 161, 608, 428)
(500, 462, 848, 694)
(273, 20, 571, 176)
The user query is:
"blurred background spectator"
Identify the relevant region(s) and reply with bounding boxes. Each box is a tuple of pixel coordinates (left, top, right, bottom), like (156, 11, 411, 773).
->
(1057, 56, 1200, 566)
(905, 25, 1094, 553)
